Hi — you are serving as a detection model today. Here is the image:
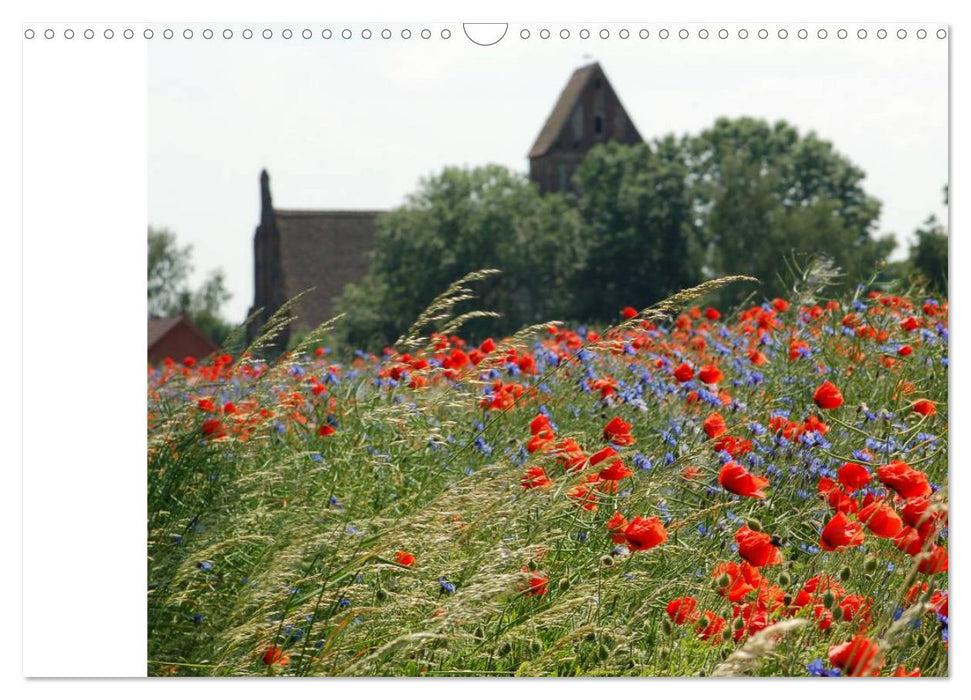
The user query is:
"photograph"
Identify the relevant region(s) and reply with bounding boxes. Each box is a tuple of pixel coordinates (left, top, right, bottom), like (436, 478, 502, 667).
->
(144, 22, 948, 677)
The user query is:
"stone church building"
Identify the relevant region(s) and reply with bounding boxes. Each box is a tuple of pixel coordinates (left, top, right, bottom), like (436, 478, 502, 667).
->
(247, 63, 641, 345)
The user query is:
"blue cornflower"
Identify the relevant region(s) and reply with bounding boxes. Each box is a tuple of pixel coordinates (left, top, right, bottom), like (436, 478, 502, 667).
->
(197, 561, 213, 571)
(439, 577, 456, 595)
(807, 658, 840, 677)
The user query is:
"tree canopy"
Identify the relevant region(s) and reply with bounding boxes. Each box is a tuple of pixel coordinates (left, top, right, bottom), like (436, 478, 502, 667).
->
(332, 117, 922, 351)
(148, 227, 234, 345)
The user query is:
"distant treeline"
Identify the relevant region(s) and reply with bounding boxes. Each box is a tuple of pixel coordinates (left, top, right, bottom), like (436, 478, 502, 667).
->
(332, 117, 947, 350)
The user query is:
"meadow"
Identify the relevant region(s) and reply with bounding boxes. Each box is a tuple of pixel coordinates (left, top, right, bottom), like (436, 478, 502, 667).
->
(147, 275, 948, 677)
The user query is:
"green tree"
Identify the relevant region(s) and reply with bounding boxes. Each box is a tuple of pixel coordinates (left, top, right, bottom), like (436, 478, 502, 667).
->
(571, 138, 703, 319)
(335, 165, 587, 349)
(685, 117, 895, 303)
(908, 215, 948, 296)
(148, 227, 234, 345)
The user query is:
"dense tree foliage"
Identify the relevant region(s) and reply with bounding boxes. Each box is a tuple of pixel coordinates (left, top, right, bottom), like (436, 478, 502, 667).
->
(148, 227, 234, 345)
(336, 166, 586, 349)
(333, 118, 929, 350)
(686, 118, 895, 303)
(908, 216, 948, 296)
(570, 137, 702, 319)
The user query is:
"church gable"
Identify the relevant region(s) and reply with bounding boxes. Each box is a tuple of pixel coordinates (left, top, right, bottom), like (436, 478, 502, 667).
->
(528, 63, 643, 194)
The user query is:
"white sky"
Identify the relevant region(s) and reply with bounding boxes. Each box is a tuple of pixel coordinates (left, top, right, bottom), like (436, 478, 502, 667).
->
(148, 22, 949, 323)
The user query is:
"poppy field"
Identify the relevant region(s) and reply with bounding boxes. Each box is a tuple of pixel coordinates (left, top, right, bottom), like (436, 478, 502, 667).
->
(147, 279, 948, 677)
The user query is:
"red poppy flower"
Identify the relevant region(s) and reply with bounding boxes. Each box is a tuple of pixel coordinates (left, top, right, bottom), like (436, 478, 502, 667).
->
(705, 307, 722, 321)
(673, 363, 694, 382)
(621, 306, 638, 319)
(747, 349, 767, 366)
(802, 414, 829, 435)
(771, 298, 790, 312)
(696, 611, 727, 642)
(530, 414, 553, 436)
(837, 462, 871, 492)
(521, 466, 552, 490)
(262, 644, 290, 666)
(836, 595, 871, 625)
(900, 496, 934, 531)
(912, 399, 937, 417)
(201, 419, 226, 439)
(892, 666, 921, 677)
(817, 477, 858, 514)
(813, 381, 844, 410)
(318, 424, 336, 437)
(916, 545, 948, 574)
(789, 340, 810, 360)
(588, 446, 617, 467)
(734, 526, 782, 567)
(197, 398, 216, 413)
(698, 365, 724, 385)
(606, 510, 629, 543)
(520, 567, 549, 597)
(598, 458, 633, 481)
(666, 596, 700, 625)
(567, 483, 598, 511)
(828, 635, 884, 676)
(820, 512, 865, 551)
(713, 561, 763, 602)
(897, 345, 914, 357)
(857, 500, 903, 538)
(554, 438, 586, 472)
(791, 574, 845, 610)
(893, 526, 926, 556)
(876, 460, 931, 498)
(623, 516, 668, 551)
(183, 356, 196, 367)
(703, 412, 726, 439)
(395, 550, 416, 567)
(479, 337, 497, 354)
(603, 416, 635, 446)
(718, 461, 769, 499)
(713, 435, 753, 459)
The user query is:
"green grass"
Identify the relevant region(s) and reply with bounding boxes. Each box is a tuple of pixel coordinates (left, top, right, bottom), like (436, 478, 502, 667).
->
(147, 282, 948, 677)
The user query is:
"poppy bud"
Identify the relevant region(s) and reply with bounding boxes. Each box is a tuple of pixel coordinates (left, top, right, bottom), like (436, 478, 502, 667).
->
(783, 594, 792, 606)
(527, 559, 537, 571)
(601, 555, 615, 568)
(597, 644, 610, 661)
(498, 641, 512, 656)
(864, 556, 878, 574)
(746, 518, 762, 532)
(661, 618, 673, 635)
(831, 606, 844, 621)
(585, 632, 598, 643)
(733, 617, 746, 630)
(915, 634, 927, 647)
(473, 626, 485, 640)
(839, 566, 852, 582)
(376, 588, 388, 602)
(529, 639, 543, 654)
(716, 573, 731, 589)
(778, 572, 791, 587)
(721, 628, 733, 642)
(822, 591, 836, 609)
(558, 579, 571, 592)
